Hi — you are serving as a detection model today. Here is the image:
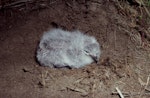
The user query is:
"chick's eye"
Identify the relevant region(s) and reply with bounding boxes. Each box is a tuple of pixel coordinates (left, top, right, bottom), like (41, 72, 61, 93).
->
(84, 50, 89, 53)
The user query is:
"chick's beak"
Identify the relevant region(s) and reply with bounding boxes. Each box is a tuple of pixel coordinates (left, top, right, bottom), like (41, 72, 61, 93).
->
(91, 56, 98, 64)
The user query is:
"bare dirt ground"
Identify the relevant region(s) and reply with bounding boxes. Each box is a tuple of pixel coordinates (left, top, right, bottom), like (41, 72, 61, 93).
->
(0, 0, 150, 98)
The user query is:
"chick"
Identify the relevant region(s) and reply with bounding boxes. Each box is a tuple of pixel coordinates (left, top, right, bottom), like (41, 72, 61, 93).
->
(36, 29, 101, 68)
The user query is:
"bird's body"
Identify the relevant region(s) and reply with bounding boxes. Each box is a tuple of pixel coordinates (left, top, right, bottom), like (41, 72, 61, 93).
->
(36, 29, 101, 68)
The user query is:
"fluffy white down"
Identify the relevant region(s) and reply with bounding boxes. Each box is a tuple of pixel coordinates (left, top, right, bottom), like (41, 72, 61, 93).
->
(36, 29, 101, 68)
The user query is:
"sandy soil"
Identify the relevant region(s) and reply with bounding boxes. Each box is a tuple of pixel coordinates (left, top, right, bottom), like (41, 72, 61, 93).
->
(0, 0, 150, 98)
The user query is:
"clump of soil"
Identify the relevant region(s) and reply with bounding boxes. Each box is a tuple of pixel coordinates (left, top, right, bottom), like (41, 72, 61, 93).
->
(0, 0, 150, 98)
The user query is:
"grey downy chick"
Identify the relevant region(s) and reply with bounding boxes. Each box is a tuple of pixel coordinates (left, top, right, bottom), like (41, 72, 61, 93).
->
(36, 29, 101, 68)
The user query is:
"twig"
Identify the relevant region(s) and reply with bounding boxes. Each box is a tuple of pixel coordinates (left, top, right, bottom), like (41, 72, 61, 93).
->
(145, 75, 150, 91)
(145, 88, 150, 92)
(116, 0, 124, 10)
(112, 91, 150, 97)
(1, 0, 33, 9)
(91, 0, 102, 5)
(49, 0, 59, 5)
(115, 87, 124, 98)
(144, 29, 150, 41)
(140, 0, 150, 18)
(138, 75, 150, 98)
